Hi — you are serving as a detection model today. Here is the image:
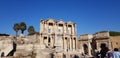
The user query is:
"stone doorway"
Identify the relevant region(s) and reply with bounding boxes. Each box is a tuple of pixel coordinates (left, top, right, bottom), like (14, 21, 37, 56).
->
(83, 44, 88, 55)
(100, 43, 107, 49)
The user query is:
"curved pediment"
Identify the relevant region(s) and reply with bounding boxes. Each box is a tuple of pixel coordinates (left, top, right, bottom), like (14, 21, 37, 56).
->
(46, 18, 55, 23)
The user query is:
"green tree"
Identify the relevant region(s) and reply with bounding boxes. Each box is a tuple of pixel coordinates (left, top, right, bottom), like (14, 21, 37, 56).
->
(13, 23, 20, 37)
(28, 26, 35, 35)
(20, 22, 27, 34)
(109, 31, 120, 36)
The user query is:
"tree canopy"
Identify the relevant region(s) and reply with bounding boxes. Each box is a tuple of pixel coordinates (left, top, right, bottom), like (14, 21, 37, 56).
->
(28, 26, 35, 35)
(20, 22, 27, 34)
(109, 31, 120, 36)
(13, 23, 20, 37)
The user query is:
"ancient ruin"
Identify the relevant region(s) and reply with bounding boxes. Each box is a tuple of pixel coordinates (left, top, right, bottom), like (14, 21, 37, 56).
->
(78, 31, 120, 57)
(0, 19, 79, 58)
(0, 18, 120, 58)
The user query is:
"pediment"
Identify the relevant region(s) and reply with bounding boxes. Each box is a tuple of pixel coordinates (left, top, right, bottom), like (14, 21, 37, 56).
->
(67, 21, 73, 25)
(57, 19, 65, 24)
(46, 18, 55, 23)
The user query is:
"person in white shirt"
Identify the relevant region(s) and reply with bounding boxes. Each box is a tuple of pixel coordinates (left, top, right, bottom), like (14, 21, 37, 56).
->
(113, 48, 120, 58)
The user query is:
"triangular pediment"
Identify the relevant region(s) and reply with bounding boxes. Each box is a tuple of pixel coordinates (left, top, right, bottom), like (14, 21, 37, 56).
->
(67, 21, 73, 24)
(57, 19, 65, 24)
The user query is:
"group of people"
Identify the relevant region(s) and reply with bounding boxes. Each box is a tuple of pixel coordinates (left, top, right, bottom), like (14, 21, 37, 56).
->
(96, 44, 120, 58)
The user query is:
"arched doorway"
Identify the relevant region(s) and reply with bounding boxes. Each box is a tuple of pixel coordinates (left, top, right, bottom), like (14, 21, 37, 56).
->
(83, 44, 88, 55)
(100, 43, 107, 49)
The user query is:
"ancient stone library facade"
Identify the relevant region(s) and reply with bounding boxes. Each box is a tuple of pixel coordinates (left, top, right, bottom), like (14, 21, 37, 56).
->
(39, 19, 77, 51)
(0, 18, 120, 58)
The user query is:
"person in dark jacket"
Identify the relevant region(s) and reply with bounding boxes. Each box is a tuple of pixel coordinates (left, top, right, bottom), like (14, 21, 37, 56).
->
(100, 44, 109, 58)
(106, 49, 114, 58)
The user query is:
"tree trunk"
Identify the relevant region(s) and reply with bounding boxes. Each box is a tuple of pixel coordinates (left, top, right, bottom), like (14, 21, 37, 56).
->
(16, 31, 18, 37)
(21, 30, 24, 34)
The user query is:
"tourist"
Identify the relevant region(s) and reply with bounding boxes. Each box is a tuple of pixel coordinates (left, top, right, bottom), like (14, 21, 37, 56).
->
(95, 49, 100, 58)
(106, 49, 114, 58)
(113, 48, 120, 58)
(100, 44, 109, 58)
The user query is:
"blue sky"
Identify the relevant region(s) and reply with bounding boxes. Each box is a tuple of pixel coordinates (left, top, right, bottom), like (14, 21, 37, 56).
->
(0, 0, 120, 36)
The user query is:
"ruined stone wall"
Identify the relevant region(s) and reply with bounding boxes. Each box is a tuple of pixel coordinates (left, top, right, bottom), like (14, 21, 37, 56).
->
(0, 36, 14, 56)
(110, 36, 120, 50)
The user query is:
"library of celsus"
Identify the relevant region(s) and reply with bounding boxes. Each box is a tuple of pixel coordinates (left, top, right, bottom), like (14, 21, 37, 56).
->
(39, 19, 77, 52)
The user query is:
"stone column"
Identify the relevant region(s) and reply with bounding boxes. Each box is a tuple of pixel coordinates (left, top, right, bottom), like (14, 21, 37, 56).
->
(46, 36, 48, 46)
(67, 37, 69, 52)
(63, 23, 65, 34)
(73, 37, 76, 51)
(73, 24, 75, 35)
(71, 38, 73, 51)
(62, 37, 64, 50)
(54, 32, 59, 47)
(40, 21, 43, 33)
(63, 37, 65, 51)
(66, 24, 68, 34)
(62, 24, 64, 34)
(88, 40, 92, 56)
(69, 37, 72, 51)
(53, 23, 56, 46)
(64, 24, 67, 34)
(108, 39, 112, 49)
(47, 22, 49, 33)
(67, 37, 70, 51)
(72, 24, 74, 35)
(44, 22, 46, 33)
(81, 43, 84, 53)
(54, 23, 56, 34)
(64, 38, 67, 51)
(74, 24, 77, 35)
(73, 38, 75, 51)
(76, 38, 77, 50)
(40, 20, 45, 49)
(75, 38, 77, 50)
(56, 24, 58, 34)
(50, 36, 53, 47)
